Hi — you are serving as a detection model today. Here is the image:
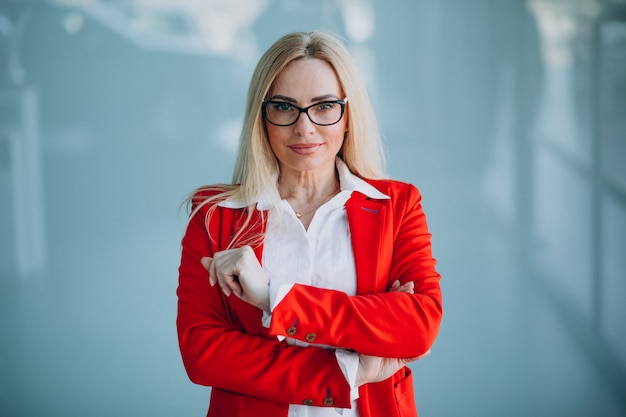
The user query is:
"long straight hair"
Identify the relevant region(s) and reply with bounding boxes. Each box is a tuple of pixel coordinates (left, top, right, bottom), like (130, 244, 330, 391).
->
(188, 31, 386, 248)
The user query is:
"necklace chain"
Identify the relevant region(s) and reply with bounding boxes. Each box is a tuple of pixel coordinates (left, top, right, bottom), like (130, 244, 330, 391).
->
(291, 185, 340, 219)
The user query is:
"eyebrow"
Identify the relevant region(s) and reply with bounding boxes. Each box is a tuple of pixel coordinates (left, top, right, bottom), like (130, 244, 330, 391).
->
(268, 94, 340, 103)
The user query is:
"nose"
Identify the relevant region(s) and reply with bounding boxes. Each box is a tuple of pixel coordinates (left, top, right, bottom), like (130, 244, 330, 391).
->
(293, 110, 315, 136)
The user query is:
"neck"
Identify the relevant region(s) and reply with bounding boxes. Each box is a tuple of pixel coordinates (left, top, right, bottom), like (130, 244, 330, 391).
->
(278, 164, 339, 203)
(278, 163, 341, 225)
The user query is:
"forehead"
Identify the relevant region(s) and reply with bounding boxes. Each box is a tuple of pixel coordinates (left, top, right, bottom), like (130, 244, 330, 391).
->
(269, 58, 343, 100)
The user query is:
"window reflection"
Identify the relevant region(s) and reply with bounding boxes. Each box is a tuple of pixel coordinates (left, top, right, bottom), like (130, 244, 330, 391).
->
(599, 21, 626, 192)
(528, 0, 626, 377)
(54, 0, 268, 56)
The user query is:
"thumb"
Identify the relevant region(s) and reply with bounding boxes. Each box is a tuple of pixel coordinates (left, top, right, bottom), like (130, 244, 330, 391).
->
(200, 257, 215, 286)
(200, 257, 212, 271)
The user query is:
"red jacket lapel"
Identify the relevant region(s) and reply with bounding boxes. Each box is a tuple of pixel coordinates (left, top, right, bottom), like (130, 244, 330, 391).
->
(345, 191, 390, 295)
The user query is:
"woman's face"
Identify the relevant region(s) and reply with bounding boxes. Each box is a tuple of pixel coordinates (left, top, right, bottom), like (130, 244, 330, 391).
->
(265, 58, 347, 177)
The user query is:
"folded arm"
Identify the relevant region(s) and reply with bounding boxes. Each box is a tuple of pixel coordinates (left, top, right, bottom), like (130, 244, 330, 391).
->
(177, 206, 352, 408)
(268, 184, 442, 358)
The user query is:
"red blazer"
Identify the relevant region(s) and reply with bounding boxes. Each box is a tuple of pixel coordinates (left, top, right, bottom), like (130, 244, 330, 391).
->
(177, 179, 442, 417)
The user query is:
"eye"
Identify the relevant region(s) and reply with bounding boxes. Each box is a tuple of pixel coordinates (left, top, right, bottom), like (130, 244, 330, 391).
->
(314, 102, 337, 112)
(271, 102, 294, 112)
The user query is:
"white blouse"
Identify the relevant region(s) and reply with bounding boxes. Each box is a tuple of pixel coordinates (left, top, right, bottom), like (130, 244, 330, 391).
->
(220, 158, 389, 417)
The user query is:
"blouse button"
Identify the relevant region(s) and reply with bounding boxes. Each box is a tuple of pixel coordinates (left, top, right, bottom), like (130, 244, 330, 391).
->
(305, 332, 316, 342)
(303, 399, 313, 406)
(286, 326, 297, 336)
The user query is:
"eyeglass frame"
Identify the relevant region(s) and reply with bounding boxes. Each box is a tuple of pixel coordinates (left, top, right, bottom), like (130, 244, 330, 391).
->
(261, 97, 348, 127)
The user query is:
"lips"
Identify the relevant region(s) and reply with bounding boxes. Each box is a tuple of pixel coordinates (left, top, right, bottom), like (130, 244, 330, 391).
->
(288, 143, 323, 155)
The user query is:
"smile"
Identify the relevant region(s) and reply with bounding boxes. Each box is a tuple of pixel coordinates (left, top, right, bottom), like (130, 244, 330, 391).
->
(288, 143, 323, 155)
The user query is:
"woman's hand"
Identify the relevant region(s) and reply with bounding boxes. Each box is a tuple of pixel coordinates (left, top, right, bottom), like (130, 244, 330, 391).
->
(389, 279, 414, 294)
(201, 246, 270, 312)
(355, 279, 428, 386)
(355, 354, 422, 386)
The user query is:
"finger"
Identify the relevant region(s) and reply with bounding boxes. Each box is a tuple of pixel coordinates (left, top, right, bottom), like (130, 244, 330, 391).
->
(214, 268, 232, 296)
(209, 258, 218, 287)
(225, 279, 244, 298)
(398, 281, 415, 294)
(232, 281, 244, 300)
(201, 257, 215, 285)
(200, 257, 212, 271)
(389, 280, 400, 291)
(217, 274, 232, 297)
(215, 269, 243, 298)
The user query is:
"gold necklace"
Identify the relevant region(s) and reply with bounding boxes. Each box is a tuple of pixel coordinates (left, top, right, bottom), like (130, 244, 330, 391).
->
(293, 185, 340, 219)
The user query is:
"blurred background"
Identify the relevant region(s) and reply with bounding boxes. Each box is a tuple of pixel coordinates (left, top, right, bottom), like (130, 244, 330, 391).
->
(1, 0, 625, 416)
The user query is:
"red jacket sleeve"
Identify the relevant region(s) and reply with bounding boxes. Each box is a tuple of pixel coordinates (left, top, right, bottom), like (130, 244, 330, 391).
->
(176, 197, 352, 408)
(268, 182, 442, 358)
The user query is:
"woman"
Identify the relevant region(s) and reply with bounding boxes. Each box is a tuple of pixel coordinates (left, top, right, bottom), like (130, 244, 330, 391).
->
(177, 31, 442, 417)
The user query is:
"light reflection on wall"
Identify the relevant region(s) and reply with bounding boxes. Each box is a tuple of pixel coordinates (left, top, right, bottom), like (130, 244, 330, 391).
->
(54, 0, 268, 57)
(528, 0, 626, 377)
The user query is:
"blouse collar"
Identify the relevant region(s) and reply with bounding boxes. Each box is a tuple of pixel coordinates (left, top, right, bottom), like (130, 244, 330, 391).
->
(218, 157, 389, 211)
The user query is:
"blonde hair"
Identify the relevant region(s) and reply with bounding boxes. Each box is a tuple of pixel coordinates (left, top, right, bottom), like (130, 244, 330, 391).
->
(188, 31, 386, 247)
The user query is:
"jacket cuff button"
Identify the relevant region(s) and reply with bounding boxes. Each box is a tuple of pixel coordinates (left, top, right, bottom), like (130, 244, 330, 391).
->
(303, 399, 313, 406)
(323, 397, 334, 406)
(286, 326, 297, 336)
(305, 332, 316, 342)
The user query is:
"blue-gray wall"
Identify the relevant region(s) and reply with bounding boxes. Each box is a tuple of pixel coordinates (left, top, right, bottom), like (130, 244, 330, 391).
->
(1, 1, 625, 416)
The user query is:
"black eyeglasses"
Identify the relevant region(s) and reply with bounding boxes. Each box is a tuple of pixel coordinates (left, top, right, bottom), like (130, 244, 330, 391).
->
(262, 98, 348, 126)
